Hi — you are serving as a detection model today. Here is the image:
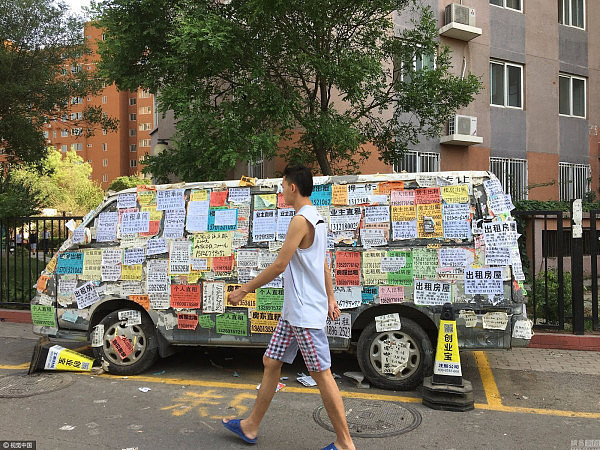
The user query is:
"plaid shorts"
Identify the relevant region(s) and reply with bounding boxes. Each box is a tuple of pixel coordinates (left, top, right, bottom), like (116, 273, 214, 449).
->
(264, 318, 331, 373)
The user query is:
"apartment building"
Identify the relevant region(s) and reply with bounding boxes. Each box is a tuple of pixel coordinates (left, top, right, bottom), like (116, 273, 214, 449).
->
(44, 23, 153, 190)
(391, 0, 600, 201)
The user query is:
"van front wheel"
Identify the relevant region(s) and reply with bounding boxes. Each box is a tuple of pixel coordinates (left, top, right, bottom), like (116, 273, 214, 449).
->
(92, 309, 159, 375)
(357, 318, 432, 391)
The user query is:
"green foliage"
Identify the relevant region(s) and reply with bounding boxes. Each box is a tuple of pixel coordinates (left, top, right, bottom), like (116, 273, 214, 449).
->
(0, 168, 46, 219)
(530, 269, 572, 326)
(108, 175, 148, 192)
(94, 0, 481, 181)
(0, 0, 117, 164)
(11, 148, 104, 215)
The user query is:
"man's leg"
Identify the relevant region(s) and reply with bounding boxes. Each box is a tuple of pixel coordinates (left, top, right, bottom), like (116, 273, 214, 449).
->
(234, 355, 283, 439)
(311, 369, 355, 450)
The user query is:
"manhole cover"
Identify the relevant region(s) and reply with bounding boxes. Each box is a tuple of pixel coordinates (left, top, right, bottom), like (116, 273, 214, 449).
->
(0, 373, 74, 398)
(313, 398, 421, 438)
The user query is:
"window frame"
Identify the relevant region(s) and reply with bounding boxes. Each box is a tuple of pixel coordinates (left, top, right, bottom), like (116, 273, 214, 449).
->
(559, 73, 586, 118)
(559, 162, 590, 200)
(490, 60, 524, 109)
(393, 150, 440, 173)
(489, 157, 528, 201)
(559, 0, 586, 29)
(490, 0, 523, 12)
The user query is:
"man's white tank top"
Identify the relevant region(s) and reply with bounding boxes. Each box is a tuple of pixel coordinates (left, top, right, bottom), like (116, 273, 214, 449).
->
(282, 204, 328, 329)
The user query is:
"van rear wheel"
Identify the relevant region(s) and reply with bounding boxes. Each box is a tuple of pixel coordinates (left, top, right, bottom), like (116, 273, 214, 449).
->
(92, 309, 158, 375)
(357, 317, 432, 390)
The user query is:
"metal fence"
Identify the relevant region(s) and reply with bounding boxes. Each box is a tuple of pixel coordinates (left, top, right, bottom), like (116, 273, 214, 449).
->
(0, 215, 82, 308)
(514, 209, 599, 333)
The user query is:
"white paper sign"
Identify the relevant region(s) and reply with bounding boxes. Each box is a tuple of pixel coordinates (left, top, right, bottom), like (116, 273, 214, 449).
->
(360, 228, 387, 248)
(96, 212, 118, 242)
(253, 210, 276, 242)
(169, 240, 191, 274)
(58, 278, 78, 296)
(464, 268, 504, 294)
(380, 257, 406, 273)
(74, 281, 100, 309)
(414, 280, 452, 306)
(228, 187, 251, 204)
(325, 313, 351, 338)
(120, 212, 150, 234)
(147, 259, 169, 294)
(118, 309, 142, 326)
(149, 293, 170, 310)
(117, 193, 137, 209)
(364, 206, 390, 224)
(438, 248, 471, 268)
(72, 227, 85, 244)
(333, 286, 362, 309)
(482, 311, 509, 330)
(459, 310, 478, 327)
(123, 247, 146, 266)
(276, 208, 295, 241)
(392, 220, 418, 240)
(202, 281, 225, 313)
(484, 246, 511, 266)
(512, 319, 533, 339)
(214, 209, 238, 227)
(237, 249, 259, 268)
(163, 209, 186, 239)
(147, 237, 168, 256)
(157, 189, 185, 210)
(186, 200, 209, 232)
(329, 207, 361, 232)
(91, 324, 104, 347)
(375, 313, 401, 332)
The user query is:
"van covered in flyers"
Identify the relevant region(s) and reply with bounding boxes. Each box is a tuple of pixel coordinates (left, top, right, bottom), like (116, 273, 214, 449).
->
(30, 171, 531, 390)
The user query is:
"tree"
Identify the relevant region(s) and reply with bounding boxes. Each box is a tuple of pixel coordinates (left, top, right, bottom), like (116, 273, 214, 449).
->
(108, 175, 147, 192)
(0, 0, 117, 165)
(12, 148, 104, 215)
(0, 167, 46, 219)
(95, 0, 480, 181)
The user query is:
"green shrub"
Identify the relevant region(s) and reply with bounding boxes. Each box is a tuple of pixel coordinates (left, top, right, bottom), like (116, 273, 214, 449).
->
(531, 269, 572, 325)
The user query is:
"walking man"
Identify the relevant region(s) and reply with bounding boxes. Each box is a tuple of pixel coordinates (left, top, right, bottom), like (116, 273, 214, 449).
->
(224, 165, 355, 450)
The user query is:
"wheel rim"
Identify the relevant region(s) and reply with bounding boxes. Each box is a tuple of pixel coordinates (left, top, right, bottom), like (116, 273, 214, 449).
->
(368, 330, 421, 380)
(102, 321, 147, 366)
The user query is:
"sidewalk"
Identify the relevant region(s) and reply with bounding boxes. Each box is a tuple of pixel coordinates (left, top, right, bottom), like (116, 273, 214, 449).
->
(2, 308, 600, 351)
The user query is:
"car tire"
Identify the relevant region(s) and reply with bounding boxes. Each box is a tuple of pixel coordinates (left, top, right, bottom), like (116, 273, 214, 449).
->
(357, 317, 433, 391)
(92, 308, 159, 375)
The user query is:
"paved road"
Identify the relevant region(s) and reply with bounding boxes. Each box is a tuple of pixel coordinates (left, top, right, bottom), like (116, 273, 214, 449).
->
(0, 322, 599, 450)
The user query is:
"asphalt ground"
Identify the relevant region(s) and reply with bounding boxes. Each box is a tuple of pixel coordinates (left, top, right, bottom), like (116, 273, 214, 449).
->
(0, 322, 599, 450)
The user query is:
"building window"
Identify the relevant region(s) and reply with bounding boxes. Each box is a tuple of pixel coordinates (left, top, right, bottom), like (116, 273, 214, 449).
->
(70, 65, 82, 73)
(490, 0, 522, 11)
(129, 97, 137, 106)
(138, 139, 151, 148)
(129, 144, 137, 152)
(138, 106, 152, 114)
(61, 129, 68, 137)
(129, 113, 136, 121)
(102, 158, 108, 167)
(61, 145, 68, 152)
(130, 160, 137, 167)
(102, 143, 107, 151)
(71, 128, 83, 136)
(52, 130, 57, 138)
(393, 49, 435, 85)
(138, 122, 152, 131)
(102, 96, 107, 104)
(102, 129, 107, 135)
(129, 129, 136, 136)
(101, 33, 106, 41)
(102, 174, 108, 183)
(70, 112, 83, 120)
(43, 131, 49, 138)
(559, 0, 585, 29)
(101, 81, 107, 88)
(87, 143, 92, 148)
(394, 150, 440, 173)
(490, 61, 523, 108)
(489, 157, 528, 201)
(139, 90, 152, 98)
(559, 162, 590, 201)
(71, 143, 83, 151)
(559, 74, 586, 118)
(70, 97, 83, 105)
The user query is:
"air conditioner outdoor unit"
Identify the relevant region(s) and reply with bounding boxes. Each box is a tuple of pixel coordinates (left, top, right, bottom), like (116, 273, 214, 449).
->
(448, 115, 478, 136)
(445, 3, 476, 27)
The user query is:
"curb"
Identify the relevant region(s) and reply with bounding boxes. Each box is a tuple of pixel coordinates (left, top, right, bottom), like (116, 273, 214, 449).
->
(528, 333, 600, 352)
(0, 309, 32, 324)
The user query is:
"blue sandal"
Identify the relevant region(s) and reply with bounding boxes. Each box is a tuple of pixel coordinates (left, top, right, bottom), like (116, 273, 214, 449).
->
(321, 444, 338, 450)
(222, 419, 257, 445)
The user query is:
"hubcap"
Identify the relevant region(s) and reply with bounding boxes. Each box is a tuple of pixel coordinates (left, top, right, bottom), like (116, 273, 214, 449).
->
(102, 321, 147, 366)
(369, 331, 420, 380)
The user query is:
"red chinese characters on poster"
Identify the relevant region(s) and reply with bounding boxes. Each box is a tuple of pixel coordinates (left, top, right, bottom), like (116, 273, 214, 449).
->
(110, 335, 134, 360)
(177, 313, 198, 330)
(170, 284, 201, 308)
(334, 251, 361, 286)
(212, 255, 235, 272)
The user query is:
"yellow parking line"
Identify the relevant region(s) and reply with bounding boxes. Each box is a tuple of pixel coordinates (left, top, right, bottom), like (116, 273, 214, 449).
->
(473, 350, 502, 406)
(0, 363, 30, 370)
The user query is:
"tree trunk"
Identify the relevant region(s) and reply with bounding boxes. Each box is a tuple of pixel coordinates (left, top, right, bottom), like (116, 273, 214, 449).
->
(314, 146, 332, 176)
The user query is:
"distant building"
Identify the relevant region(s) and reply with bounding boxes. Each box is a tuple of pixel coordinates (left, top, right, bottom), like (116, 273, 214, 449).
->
(44, 23, 154, 189)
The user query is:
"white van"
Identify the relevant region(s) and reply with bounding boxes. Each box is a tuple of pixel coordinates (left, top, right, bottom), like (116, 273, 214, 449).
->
(30, 171, 531, 390)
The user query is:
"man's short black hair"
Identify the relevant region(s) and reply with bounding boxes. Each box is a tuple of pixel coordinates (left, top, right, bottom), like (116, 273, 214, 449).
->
(283, 165, 313, 197)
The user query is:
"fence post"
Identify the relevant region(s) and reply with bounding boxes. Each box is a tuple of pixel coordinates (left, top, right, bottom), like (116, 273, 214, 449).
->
(571, 199, 585, 335)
